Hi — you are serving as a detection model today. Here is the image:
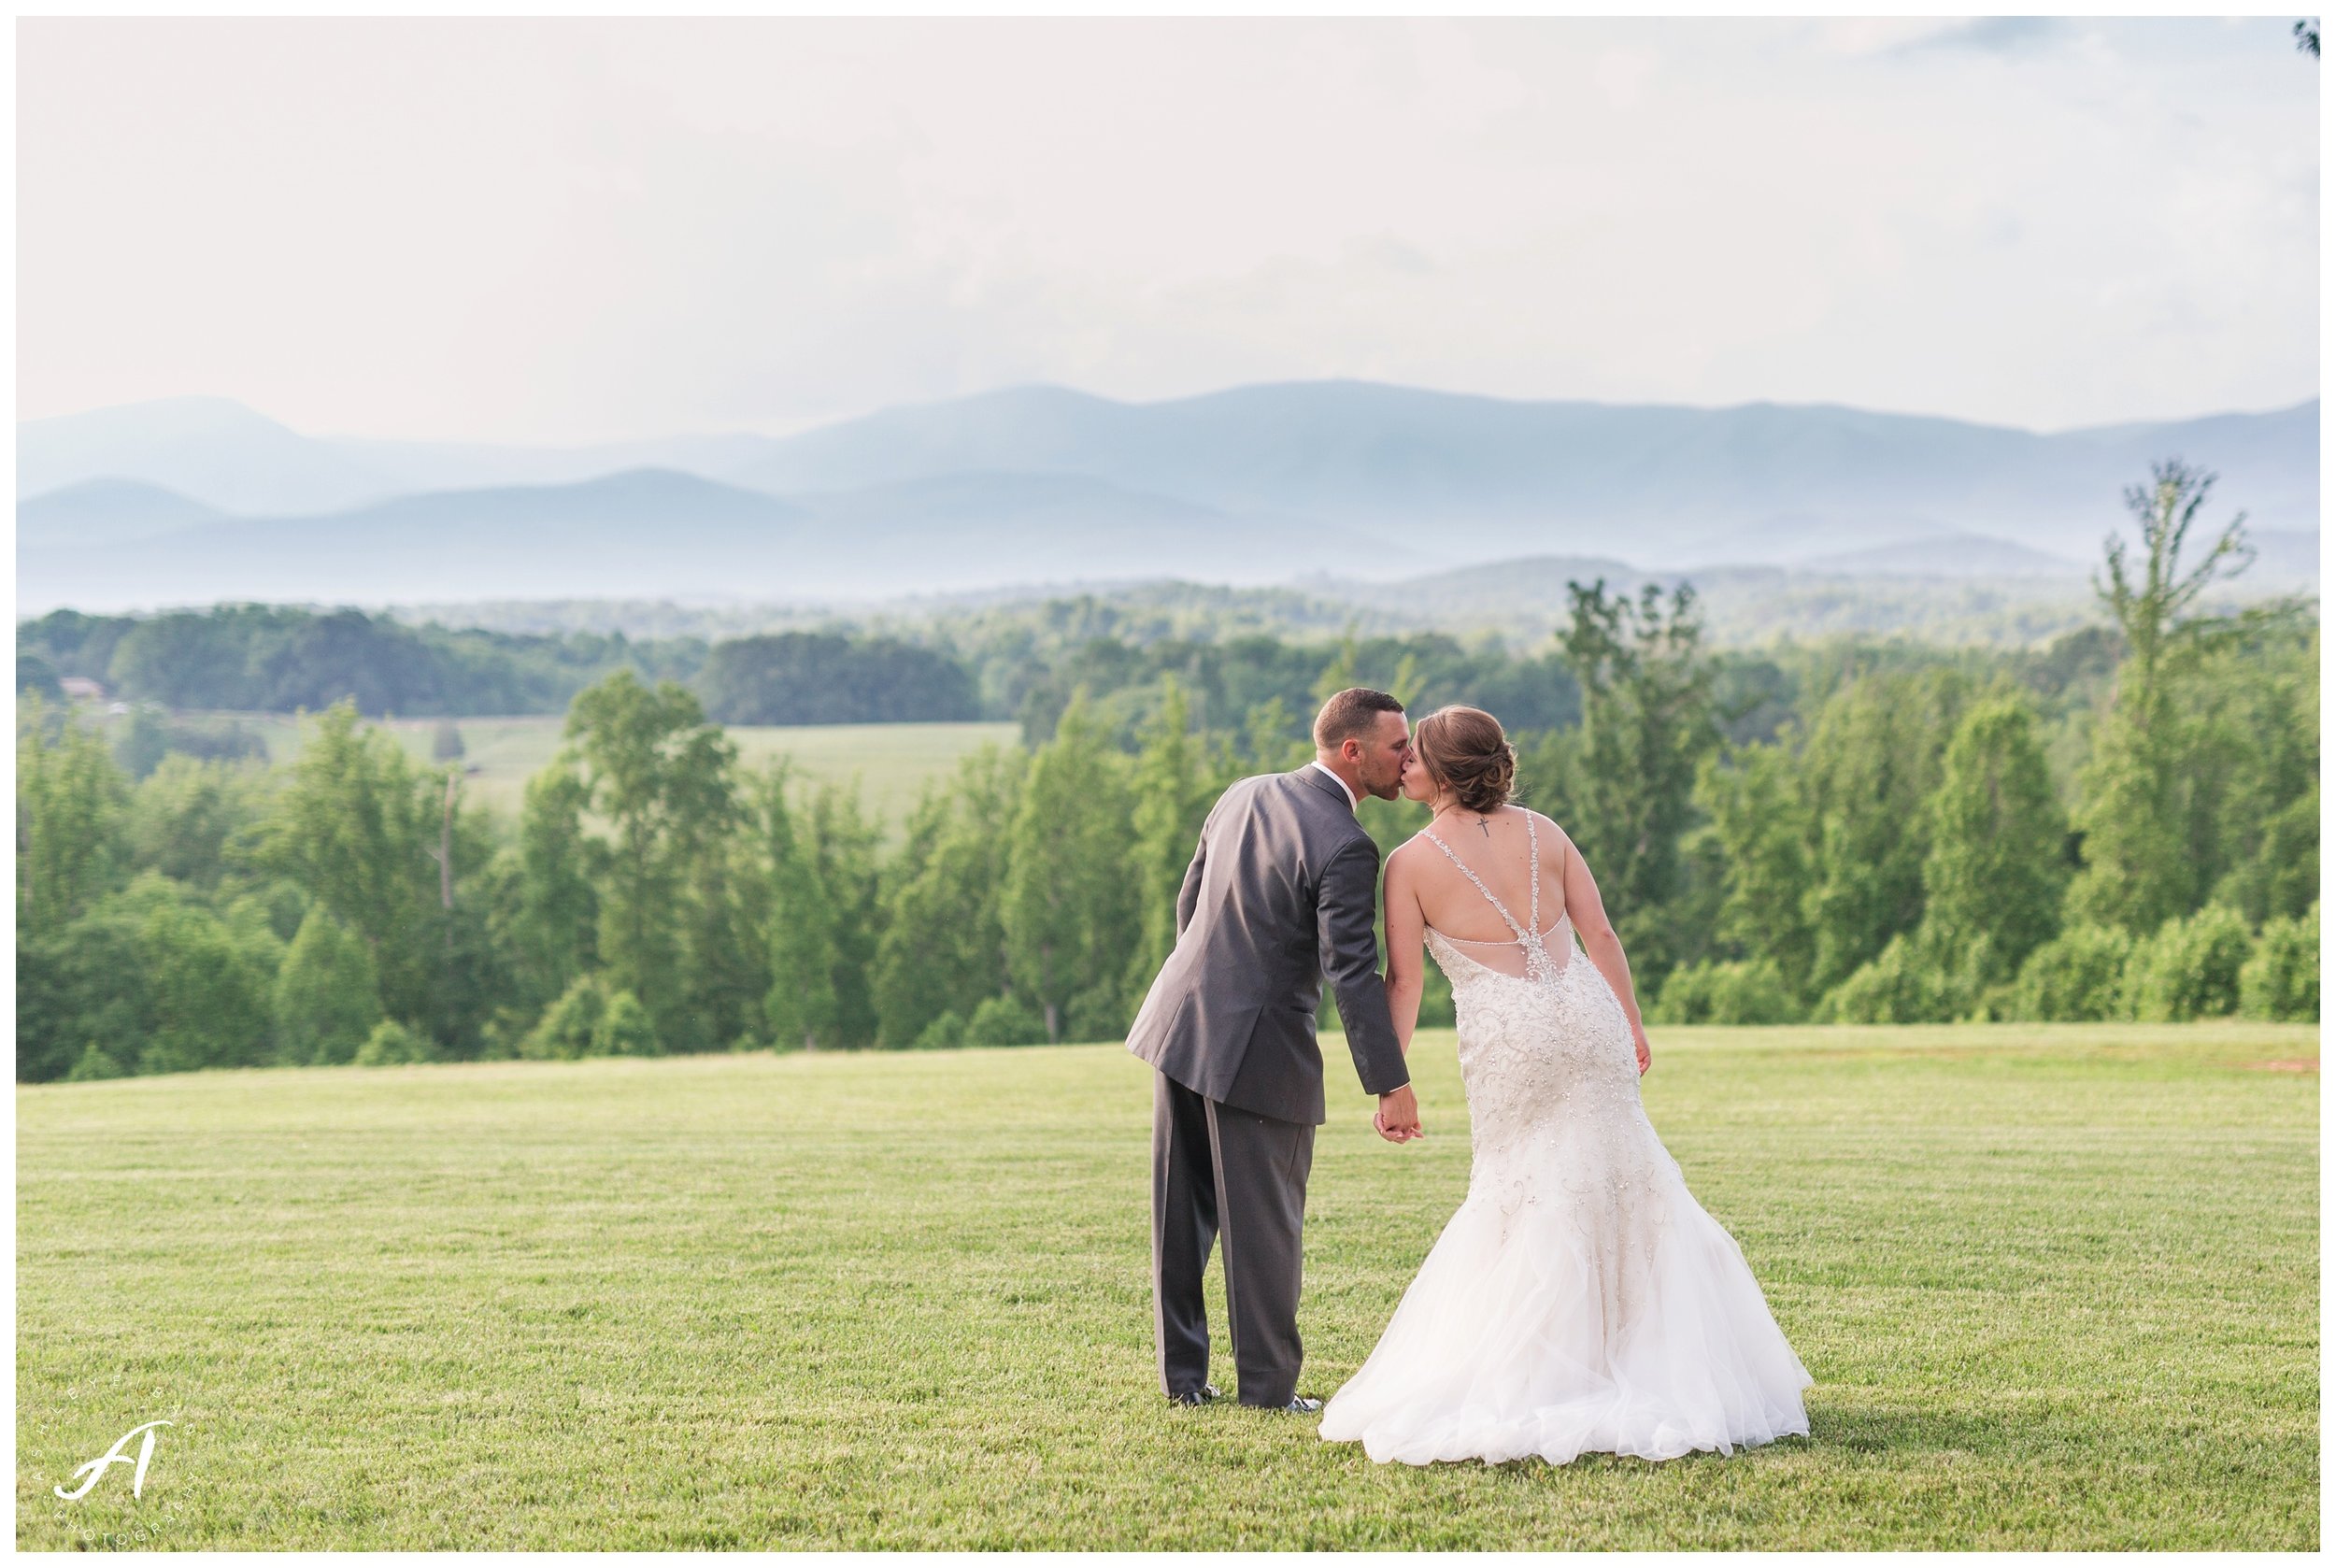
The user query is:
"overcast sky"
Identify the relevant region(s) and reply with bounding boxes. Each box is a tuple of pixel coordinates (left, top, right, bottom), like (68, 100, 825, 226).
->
(18, 16, 2320, 444)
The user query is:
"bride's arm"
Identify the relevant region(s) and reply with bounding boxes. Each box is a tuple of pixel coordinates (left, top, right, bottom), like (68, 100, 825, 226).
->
(1382, 847, 1427, 1055)
(1554, 821, 1654, 1075)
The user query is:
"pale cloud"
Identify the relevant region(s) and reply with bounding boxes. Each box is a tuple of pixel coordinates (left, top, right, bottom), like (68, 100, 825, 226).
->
(16, 16, 2318, 443)
(1594, 47, 1658, 109)
(1889, 16, 2067, 56)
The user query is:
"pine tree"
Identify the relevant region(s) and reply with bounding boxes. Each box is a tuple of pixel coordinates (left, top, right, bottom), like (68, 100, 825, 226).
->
(2204, 623, 2319, 924)
(1694, 739, 1818, 1004)
(1917, 693, 2070, 980)
(1125, 679, 1213, 1001)
(2068, 459, 2254, 932)
(873, 748, 1024, 1047)
(805, 783, 885, 1048)
(2066, 706, 2196, 934)
(563, 671, 705, 1049)
(506, 763, 602, 1012)
(1555, 579, 1720, 990)
(1003, 695, 1138, 1042)
(667, 722, 763, 1053)
(756, 764, 839, 1051)
(1801, 666, 1969, 994)
(251, 701, 437, 1033)
(17, 693, 129, 937)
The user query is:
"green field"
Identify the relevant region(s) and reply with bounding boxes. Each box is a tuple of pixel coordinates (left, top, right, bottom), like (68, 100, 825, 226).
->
(16, 1023, 2317, 1550)
(178, 712, 1022, 830)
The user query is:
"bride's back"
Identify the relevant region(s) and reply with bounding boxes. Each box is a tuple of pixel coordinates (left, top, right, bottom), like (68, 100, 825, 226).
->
(1403, 804, 1569, 950)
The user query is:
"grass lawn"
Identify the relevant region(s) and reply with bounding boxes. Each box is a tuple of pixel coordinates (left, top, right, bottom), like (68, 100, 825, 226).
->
(15, 1022, 2317, 1549)
(172, 712, 1021, 832)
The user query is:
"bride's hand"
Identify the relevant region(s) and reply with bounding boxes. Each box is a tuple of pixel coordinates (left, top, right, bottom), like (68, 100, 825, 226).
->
(1634, 1027, 1652, 1076)
(1372, 1088, 1423, 1143)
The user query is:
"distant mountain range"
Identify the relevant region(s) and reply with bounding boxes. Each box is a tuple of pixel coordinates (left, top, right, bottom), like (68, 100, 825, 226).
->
(18, 466, 1409, 609)
(14, 381, 2319, 615)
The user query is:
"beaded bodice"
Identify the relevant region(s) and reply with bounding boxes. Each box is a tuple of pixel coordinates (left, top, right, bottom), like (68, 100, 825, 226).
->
(1417, 814, 1569, 984)
(1417, 816, 1669, 1232)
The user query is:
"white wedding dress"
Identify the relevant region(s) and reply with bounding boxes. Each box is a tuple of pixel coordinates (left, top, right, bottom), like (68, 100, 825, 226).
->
(1318, 817, 1813, 1466)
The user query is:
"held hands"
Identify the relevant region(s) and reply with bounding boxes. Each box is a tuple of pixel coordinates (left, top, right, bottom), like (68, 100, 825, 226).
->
(1373, 1083, 1424, 1144)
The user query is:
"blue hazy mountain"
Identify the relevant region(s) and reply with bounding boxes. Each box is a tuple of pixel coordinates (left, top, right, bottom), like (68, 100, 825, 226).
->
(14, 465, 1413, 614)
(18, 396, 398, 516)
(17, 479, 225, 550)
(19, 470, 809, 612)
(323, 431, 781, 494)
(726, 381, 2320, 565)
(18, 397, 778, 513)
(1794, 532, 2086, 577)
(785, 469, 1417, 591)
(17, 381, 2318, 613)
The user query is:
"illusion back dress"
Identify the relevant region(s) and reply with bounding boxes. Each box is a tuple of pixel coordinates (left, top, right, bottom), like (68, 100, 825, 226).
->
(1318, 814, 1813, 1466)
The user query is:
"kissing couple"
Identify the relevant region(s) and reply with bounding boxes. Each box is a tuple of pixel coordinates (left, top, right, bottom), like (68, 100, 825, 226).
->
(1124, 687, 1813, 1465)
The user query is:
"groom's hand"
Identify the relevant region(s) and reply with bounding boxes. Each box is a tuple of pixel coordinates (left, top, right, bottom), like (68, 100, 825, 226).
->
(1375, 1084, 1422, 1143)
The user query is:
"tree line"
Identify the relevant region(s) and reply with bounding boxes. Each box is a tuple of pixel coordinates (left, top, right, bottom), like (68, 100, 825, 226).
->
(17, 606, 977, 726)
(15, 461, 2317, 1082)
(17, 596, 1589, 743)
(0, 581, 2137, 767)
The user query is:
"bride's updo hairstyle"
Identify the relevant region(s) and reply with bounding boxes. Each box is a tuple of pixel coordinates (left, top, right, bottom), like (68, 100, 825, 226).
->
(1414, 705, 1516, 814)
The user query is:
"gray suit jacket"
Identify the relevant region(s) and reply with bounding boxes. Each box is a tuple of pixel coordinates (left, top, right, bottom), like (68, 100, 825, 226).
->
(1124, 765, 1411, 1125)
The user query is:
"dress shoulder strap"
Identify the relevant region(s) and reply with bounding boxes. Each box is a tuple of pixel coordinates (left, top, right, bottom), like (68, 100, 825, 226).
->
(1525, 812, 1540, 933)
(1417, 828, 1530, 940)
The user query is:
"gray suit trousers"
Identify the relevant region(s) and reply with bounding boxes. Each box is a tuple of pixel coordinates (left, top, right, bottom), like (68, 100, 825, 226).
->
(1151, 1068, 1316, 1407)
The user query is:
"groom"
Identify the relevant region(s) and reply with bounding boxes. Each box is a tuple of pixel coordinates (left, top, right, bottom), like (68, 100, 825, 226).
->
(1125, 687, 1423, 1414)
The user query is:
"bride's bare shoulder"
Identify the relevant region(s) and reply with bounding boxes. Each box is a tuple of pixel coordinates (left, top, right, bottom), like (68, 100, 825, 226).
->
(1519, 805, 1575, 853)
(1388, 832, 1447, 876)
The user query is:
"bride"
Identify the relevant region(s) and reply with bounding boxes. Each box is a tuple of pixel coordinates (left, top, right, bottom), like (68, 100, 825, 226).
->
(1318, 705, 1813, 1466)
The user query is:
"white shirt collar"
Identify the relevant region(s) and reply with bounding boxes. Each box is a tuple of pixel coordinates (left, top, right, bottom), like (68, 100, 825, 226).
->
(1307, 759, 1360, 810)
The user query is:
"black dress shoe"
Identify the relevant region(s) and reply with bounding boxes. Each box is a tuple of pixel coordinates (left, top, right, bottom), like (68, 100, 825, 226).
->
(1168, 1383, 1222, 1406)
(1260, 1395, 1323, 1414)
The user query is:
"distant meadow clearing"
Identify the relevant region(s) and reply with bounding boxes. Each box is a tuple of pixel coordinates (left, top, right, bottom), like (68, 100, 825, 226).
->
(16, 1022, 2316, 1550)
(175, 712, 1021, 831)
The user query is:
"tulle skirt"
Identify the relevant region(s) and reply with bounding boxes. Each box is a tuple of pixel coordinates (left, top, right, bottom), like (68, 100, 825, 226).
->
(1318, 1153, 1813, 1467)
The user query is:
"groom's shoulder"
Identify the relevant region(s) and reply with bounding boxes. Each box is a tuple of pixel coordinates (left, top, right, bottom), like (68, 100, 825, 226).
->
(1220, 769, 1301, 807)
(1256, 768, 1345, 808)
(1210, 770, 1328, 829)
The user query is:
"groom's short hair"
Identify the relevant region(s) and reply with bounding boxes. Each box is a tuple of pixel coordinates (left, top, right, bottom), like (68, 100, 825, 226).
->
(1313, 687, 1404, 750)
